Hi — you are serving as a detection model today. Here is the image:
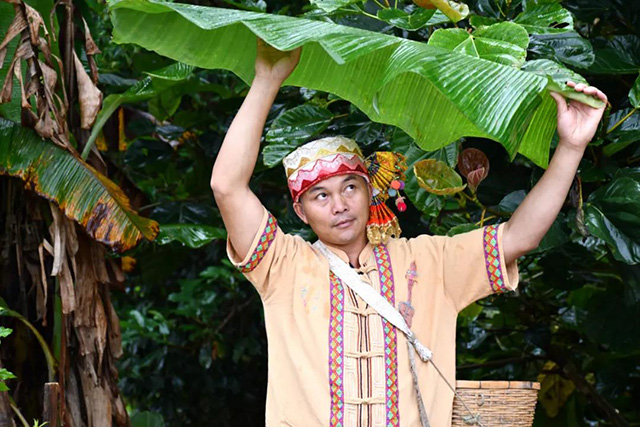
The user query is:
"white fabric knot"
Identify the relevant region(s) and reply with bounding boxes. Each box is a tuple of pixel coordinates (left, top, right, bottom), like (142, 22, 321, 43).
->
(407, 331, 433, 362)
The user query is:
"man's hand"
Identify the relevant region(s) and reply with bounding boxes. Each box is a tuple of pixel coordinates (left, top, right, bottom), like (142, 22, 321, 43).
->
(502, 82, 609, 265)
(550, 81, 608, 153)
(255, 38, 302, 85)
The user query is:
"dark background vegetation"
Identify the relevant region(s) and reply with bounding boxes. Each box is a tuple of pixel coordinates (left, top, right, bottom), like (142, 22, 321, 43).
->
(2, 0, 640, 425)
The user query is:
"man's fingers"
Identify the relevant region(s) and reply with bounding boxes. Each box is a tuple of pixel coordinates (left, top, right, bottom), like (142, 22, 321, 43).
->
(550, 92, 568, 113)
(566, 81, 577, 88)
(595, 88, 608, 103)
(573, 83, 587, 92)
(583, 86, 598, 96)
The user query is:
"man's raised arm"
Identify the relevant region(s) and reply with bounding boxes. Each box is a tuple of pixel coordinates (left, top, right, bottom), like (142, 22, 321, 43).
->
(501, 82, 608, 265)
(210, 40, 301, 260)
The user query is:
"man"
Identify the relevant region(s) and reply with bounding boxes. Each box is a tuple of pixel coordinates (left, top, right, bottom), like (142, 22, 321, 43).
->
(210, 40, 607, 426)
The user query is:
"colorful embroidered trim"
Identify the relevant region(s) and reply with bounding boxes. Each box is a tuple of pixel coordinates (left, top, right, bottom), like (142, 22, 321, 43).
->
(238, 212, 277, 273)
(328, 272, 345, 427)
(483, 224, 508, 293)
(374, 245, 400, 426)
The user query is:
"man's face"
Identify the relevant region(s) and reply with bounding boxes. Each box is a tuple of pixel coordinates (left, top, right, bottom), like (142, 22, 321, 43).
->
(293, 174, 370, 248)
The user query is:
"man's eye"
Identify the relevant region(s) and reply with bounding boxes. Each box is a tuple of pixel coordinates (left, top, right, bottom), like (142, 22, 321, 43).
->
(346, 184, 356, 191)
(316, 193, 327, 200)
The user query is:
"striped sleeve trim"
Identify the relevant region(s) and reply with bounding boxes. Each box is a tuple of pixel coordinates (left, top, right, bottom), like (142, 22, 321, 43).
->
(483, 224, 508, 293)
(238, 212, 278, 273)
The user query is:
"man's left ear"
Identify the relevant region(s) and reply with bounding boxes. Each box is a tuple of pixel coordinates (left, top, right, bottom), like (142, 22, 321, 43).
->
(293, 201, 309, 224)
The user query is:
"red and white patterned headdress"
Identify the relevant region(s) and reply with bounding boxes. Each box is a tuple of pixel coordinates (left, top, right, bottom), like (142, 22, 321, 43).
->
(283, 136, 370, 203)
(283, 136, 408, 245)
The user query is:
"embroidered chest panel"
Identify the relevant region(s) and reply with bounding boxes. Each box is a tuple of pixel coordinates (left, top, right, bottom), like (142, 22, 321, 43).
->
(328, 245, 400, 427)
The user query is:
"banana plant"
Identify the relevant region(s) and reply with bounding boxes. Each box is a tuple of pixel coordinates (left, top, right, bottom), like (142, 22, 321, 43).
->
(108, 0, 604, 168)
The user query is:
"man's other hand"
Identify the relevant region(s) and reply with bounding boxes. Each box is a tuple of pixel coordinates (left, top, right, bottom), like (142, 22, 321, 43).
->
(550, 81, 608, 153)
(255, 38, 302, 85)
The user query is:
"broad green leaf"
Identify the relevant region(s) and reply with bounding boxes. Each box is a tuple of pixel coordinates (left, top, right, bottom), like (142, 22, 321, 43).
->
(630, 74, 640, 108)
(585, 176, 640, 264)
(265, 105, 333, 146)
(108, 0, 581, 168)
(310, 0, 359, 13)
(263, 104, 333, 167)
(130, 411, 165, 427)
(468, 14, 498, 29)
(514, 2, 574, 35)
(414, 159, 466, 195)
(377, 8, 436, 31)
(529, 32, 595, 69)
(497, 189, 526, 213)
(83, 62, 195, 159)
(428, 22, 529, 67)
(604, 108, 640, 157)
(588, 35, 640, 75)
(223, 0, 266, 13)
(522, 59, 603, 108)
(537, 361, 576, 418)
(528, 213, 570, 254)
(156, 224, 226, 248)
(447, 223, 479, 236)
(0, 119, 159, 252)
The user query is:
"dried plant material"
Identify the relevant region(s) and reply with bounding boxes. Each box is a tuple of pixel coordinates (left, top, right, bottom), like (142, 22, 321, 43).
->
(81, 19, 100, 55)
(1, 37, 32, 104)
(78, 358, 113, 427)
(23, 3, 47, 45)
(101, 282, 123, 358)
(26, 260, 46, 324)
(73, 51, 102, 129)
(58, 253, 76, 314)
(38, 243, 48, 323)
(65, 218, 79, 275)
(49, 203, 66, 276)
(0, 10, 28, 67)
(82, 18, 101, 83)
(0, 4, 70, 148)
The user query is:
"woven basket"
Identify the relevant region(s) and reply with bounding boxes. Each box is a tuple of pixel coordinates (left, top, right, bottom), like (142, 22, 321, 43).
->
(452, 380, 540, 426)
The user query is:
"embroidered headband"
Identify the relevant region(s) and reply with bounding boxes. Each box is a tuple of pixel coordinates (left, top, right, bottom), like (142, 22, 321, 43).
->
(283, 136, 370, 203)
(283, 136, 407, 245)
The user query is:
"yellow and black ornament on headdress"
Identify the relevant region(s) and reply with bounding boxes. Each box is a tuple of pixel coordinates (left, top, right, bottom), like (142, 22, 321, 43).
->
(365, 152, 407, 245)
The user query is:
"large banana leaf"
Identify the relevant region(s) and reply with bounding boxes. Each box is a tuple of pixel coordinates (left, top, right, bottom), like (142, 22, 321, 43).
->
(108, 0, 598, 168)
(0, 119, 158, 252)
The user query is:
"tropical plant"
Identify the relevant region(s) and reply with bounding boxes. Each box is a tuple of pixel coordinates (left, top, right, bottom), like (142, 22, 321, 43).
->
(100, 0, 640, 425)
(2, 0, 640, 425)
(0, 0, 158, 424)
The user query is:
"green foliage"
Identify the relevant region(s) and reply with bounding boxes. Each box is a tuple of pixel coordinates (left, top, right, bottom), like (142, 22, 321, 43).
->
(72, 0, 640, 425)
(109, 0, 604, 168)
(0, 327, 16, 392)
(0, 119, 159, 252)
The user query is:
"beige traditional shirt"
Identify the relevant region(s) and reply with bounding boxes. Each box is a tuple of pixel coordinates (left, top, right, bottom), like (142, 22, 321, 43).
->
(227, 208, 518, 427)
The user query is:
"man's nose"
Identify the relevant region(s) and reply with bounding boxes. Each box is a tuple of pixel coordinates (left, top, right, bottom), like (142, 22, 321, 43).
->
(331, 195, 348, 214)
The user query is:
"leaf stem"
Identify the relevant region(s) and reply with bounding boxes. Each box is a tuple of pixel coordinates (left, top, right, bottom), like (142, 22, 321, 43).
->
(357, 3, 380, 19)
(607, 108, 637, 134)
(10, 401, 29, 427)
(332, 113, 349, 120)
(460, 191, 509, 217)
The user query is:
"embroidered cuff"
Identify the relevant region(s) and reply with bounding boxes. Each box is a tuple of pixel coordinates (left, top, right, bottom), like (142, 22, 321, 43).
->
(483, 224, 509, 293)
(235, 212, 278, 273)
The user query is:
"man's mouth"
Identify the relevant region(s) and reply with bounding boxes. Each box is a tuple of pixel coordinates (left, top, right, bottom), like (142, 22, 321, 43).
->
(334, 218, 355, 228)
